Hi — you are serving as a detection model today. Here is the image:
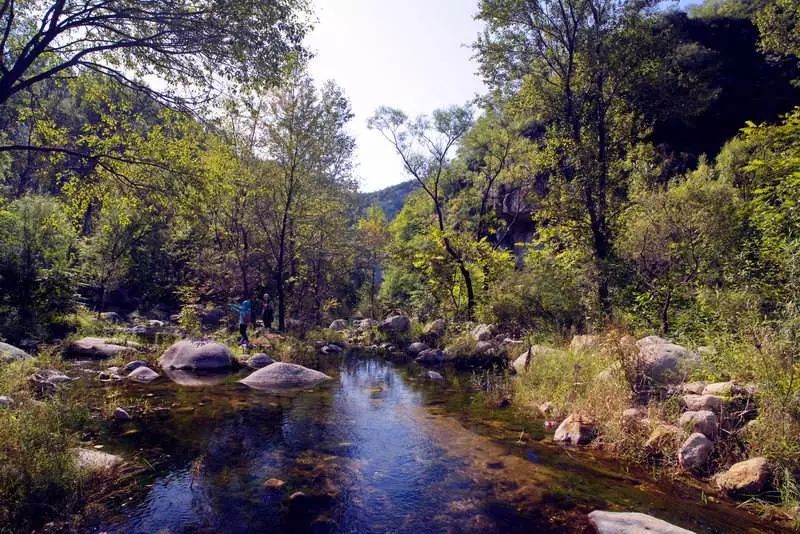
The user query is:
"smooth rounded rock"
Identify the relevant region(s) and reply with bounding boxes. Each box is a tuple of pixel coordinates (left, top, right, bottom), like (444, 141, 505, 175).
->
(74, 448, 123, 472)
(128, 366, 159, 383)
(553, 414, 596, 445)
(0, 342, 31, 363)
(160, 339, 235, 370)
(240, 362, 331, 391)
(378, 315, 411, 333)
(682, 394, 726, 413)
(427, 370, 444, 381)
(415, 349, 444, 365)
(471, 324, 494, 341)
(638, 341, 699, 385)
(407, 342, 429, 355)
(123, 360, 149, 373)
(678, 410, 718, 438)
(716, 457, 771, 494)
(678, 432, 712, 472)
(246, 353, 274, 369)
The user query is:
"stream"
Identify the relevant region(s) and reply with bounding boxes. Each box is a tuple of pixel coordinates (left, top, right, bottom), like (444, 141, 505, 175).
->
(79, 354, 784, 533)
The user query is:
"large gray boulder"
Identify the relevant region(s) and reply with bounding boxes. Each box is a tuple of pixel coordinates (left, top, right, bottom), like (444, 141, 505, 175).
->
(64, 337, 138, 360)
(159, 340, 235, 370)
(415, 349, 444, 365)
(0, 342, 31, 363)
(588, 511, 695, 533)
(199, 306, 227, 328)
(240, 362, 331, 391)
(678, 433, 712, 472)
(378, 315, 411, 334)
(637, 338, 699, 385)
(553, 414, 596, 445)
(246, 353, 274, 369)
(682, 394, 726, 413)
(716, 457, 771, 494)
(678, 410, 718, 438)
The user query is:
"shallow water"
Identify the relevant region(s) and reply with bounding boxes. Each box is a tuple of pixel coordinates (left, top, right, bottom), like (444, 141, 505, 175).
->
(84, 355, 785, 533)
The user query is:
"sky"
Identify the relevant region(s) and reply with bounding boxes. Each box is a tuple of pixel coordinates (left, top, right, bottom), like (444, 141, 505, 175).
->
(306, 0, 486, 192)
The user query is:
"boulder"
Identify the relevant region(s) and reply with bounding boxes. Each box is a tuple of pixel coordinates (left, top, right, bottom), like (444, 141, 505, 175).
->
(474, 340, 497, 356)
(354, 318, 378, 330)
(471, 324, 494, 341)
(74, 448, 123, 472)
(553, 414, 596, 445)
(114, 407, 132, 421)
(64, 337, 137, 360)
(427, 370, 444, 381)
(678, 433, 712, 472)
(679, 381, 707, 395)
(636, 335, 669, 348)
(588, 511, 695, 534)
(199, 306, 227, 328)
(512, 345, 556, 374)
(415, 349, 444, 365)
(716, 457, 771, 494)
(240, 362, 332, 391)
(622, 408, 647, 427)
(128, 366, 159, 383)
(246, 353, 274, 369)
(645, 424, 685, 451)
(100, 311, 123, 322)
(29, 369, 74, 394)
(423, 319, 446, 338)
(123, 360, 149, 374)
(702, 381, 740, 397)
(570, 334, 599, 351)
(638, 341, 699, 385)
(321, 344, 343, 355)
(329, 319, 348, 331)
(682, 394, 726, 413)
(678, 410, 718, 438)
(378, 315, 411, 334)
(407, 342, 429, 355)
(159, 340, 235, 370)
(0, 396, 14, 408)
(0, 341, 31, 363)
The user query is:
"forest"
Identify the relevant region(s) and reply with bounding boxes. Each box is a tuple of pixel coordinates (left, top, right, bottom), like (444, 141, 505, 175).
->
(1, 0, 800, 532)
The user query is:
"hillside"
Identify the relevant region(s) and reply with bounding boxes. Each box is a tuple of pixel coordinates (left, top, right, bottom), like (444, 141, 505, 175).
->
(358, 180, 419, 220)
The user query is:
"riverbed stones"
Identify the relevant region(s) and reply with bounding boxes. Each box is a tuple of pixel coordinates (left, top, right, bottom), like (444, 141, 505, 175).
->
(716, 457, 771, 494)
(638, 339, 699, 385)
(415, 349, 444, 365)
(329, 319, 348, 331)
(471, 324, 494, 341)
(378, 315, 411, 334)
(678, 433, 712, 472)
(553, 414, 596, 445)
(678, 410, 718, 438)
(159, 339, 235, 370)
(64, 337, 137, 360)
(0, 342, 31, 363)
(408, 342, 429, 355)
(114, 407, 132, 421)
(588, 511, 696, 534)
(246, 353, 274, 369)
(128, 366, 159, 383)
(74, 447, 123, 472)
(682, 394, 726, 413)
(240, 362, 332, 390)
(123, 360, 148, 374)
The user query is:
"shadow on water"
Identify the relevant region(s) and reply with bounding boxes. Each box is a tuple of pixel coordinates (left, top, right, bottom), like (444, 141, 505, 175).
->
(88, 355, 786, 533)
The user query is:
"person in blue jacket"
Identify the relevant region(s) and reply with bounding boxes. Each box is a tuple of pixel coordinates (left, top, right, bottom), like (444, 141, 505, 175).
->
(229, 298, 252, 346)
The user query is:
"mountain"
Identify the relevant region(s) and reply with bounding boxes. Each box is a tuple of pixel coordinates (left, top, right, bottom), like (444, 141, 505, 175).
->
(358, 180, 419, 220)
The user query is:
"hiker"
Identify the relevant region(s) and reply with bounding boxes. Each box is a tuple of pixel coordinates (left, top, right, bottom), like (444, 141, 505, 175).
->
(229, 298, 252, 346)
(262, 293, 274, 331)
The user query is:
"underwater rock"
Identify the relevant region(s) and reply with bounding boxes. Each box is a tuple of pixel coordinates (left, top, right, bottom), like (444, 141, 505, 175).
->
(240, 362, 332, 390)
(588, 511, 695, 533)
(159, 339, 235, 370)
(716, 457, 771, 494)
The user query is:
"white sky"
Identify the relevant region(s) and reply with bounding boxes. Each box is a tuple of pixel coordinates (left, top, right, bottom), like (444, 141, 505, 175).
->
(306, 0, 486, 192)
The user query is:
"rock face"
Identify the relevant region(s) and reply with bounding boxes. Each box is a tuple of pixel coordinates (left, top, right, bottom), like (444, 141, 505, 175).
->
(378, 315, 411, 334)
(246, 353, 274, 369)
(588, 511, 695, 534)
(471, 324, 494, 341)
(553, 414, 596, 445)
(128, 366, 159, 383)
(407, 342, 429, 355)
(638, 339, 699, 385)
(0, 342, 31, 363)
(240, 362, 332, 391)
(716, 457, 771, 494)
(64, 337, 137, 359)
(682, 394, 726, 413)
(678, 433, 712, 472)
(678, 410, 718, 438)
(329, 319, 348, 331)
(74, 448, 123, 472)
(415, 349, 444, 365)
(159, 340, 235, 370)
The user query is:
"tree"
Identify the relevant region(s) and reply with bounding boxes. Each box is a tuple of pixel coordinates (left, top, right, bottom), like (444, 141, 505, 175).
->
(368, 105, 478, 318)
(356, 206, 390, 319)
(755, 0, 800, 58)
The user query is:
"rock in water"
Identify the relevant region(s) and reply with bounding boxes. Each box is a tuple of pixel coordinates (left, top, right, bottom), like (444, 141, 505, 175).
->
(128, 366, 159, 383)
(159, 339, 235, 370)
(64, 337, 137, 359)
(553, 414, 596, 445)
(0, 342, 31, 364)
(240, 362, 331, 390)
(246, 353, 274, 369)
(73, 448, 123, 472)
(716, 457, 771, 494)
(415, 349, 444, 365)
(588, 511, 696, 534)
(163, 368, 229, 387)
(123, 360, 149, 373)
